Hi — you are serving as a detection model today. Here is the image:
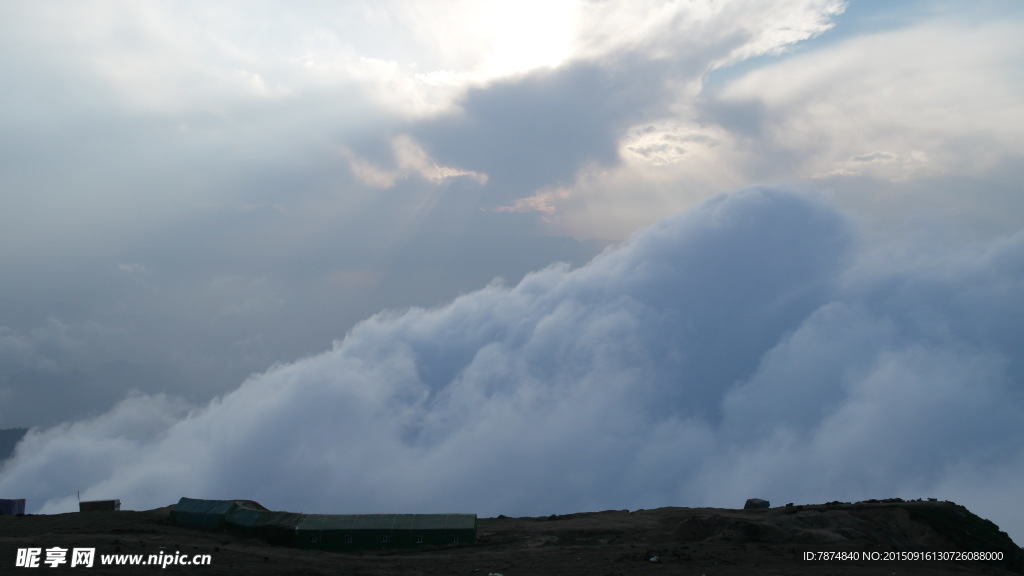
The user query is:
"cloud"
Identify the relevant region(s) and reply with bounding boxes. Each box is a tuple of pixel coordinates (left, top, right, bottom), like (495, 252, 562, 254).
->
(403, 0, 847, 208)
(2, 187, 1021, 543)
(573, 0, 844, 66)
(851, 151, 896, 163)
(530, 5, 1024, 241)
(706, 15, 1024, 180)
(493, 186, 572, 218)
(343, 135, 488, 189)
(1, 2, 1021, 548)
(0, 321, 195, 427)
(410, 62, 654, 204)
(0, 0, 856, 425)
(116, 262, 147, 274)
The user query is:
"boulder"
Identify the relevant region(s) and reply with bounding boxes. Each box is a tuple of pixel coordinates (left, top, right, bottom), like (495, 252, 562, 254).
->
(744, 498, 770, 510)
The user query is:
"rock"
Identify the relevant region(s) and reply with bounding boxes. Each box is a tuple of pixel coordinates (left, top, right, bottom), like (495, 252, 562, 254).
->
(744, 498, 770, 510)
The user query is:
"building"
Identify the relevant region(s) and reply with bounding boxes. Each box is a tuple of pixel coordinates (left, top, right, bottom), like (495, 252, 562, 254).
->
(0, 499, 26, 515)
(169, 497, 240, 529)
(168, 497, 476, 550)
(224, 507, 304, 545)
(79, 499, 121, 512)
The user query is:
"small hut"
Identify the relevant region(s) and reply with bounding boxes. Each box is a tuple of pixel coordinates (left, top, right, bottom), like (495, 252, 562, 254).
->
(79, 499, 121, 512)
(0, 499, 26, 515)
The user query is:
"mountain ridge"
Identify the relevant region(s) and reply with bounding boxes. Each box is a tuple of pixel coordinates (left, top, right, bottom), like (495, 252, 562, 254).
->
(1, 498, 1020, 574)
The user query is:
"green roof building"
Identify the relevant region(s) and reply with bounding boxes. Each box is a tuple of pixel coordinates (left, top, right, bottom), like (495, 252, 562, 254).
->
(169, 497, 476, 550)
(224, 507, 305, 545)
(169, 497, 239, 529)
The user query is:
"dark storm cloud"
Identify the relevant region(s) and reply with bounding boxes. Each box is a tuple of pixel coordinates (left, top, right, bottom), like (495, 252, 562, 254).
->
(3, 188, 1021, 542)
(411, 61, 668, 204)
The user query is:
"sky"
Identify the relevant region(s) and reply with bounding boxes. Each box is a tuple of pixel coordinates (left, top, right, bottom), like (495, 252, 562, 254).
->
(0, 0, 1022, 545)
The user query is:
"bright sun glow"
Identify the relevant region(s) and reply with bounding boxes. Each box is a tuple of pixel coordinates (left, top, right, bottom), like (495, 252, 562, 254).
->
(473, 0, 578, 77)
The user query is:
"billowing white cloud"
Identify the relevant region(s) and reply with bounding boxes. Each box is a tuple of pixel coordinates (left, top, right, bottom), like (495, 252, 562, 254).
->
(2, 188, 1022, 544)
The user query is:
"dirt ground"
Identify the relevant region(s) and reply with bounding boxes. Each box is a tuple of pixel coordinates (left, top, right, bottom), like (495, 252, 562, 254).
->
(1, 500, 1021, 575)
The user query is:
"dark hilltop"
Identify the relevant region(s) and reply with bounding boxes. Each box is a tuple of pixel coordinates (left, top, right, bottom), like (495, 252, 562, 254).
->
(1, 497, 1022, 575)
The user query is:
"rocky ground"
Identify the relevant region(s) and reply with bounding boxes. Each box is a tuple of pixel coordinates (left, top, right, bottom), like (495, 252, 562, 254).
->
(1, 499, 1021, 575)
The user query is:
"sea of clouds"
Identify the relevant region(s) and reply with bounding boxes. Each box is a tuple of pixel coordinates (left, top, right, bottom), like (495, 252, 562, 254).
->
(1, 187, 1021, 542)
